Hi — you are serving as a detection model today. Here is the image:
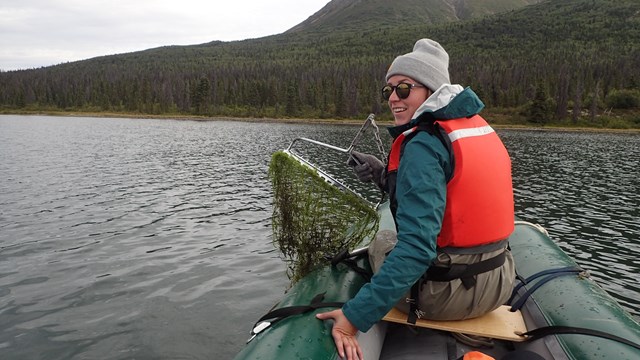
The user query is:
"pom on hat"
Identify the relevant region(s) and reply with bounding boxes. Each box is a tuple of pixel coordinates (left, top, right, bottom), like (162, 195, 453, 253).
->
(385, 39, 450, 92)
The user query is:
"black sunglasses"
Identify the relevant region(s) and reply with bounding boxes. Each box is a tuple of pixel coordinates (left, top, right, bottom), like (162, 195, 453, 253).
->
(381, 83, 424, 100)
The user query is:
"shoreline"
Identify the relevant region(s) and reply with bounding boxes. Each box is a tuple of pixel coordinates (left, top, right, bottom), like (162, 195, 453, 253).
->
(2, 110, 639, 134)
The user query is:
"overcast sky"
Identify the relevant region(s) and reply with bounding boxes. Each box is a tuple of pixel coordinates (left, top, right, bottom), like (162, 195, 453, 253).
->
(0, 0, 331, 71)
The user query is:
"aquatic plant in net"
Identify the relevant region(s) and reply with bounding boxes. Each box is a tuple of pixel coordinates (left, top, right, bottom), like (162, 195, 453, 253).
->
(269, 151, 379, 283)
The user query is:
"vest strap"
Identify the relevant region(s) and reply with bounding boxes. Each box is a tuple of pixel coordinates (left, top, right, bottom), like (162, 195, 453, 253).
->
(407, 281, 422, 324)
(425, 250, 507, 289)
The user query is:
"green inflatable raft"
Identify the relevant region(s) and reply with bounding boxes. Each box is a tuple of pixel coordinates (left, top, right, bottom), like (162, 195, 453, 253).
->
(234, 201, 640, 360)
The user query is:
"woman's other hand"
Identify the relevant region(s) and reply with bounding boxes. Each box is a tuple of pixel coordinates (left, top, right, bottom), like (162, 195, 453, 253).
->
(316, 309, 363, 360)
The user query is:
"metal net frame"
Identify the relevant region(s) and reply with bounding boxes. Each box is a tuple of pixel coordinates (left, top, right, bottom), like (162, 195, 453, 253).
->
(269, 150, 379, 283)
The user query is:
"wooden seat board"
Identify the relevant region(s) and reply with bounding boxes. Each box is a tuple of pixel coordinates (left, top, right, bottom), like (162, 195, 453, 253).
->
(382, 305, 528, 342)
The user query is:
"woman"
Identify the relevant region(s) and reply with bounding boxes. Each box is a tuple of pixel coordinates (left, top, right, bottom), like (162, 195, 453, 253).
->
(317, 39, 516, 360)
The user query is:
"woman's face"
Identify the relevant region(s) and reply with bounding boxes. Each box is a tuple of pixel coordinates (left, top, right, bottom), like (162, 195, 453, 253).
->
(386, 75, 430, 126)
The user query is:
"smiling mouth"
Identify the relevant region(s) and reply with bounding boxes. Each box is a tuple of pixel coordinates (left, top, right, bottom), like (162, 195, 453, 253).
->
(393, 107, 407, 113)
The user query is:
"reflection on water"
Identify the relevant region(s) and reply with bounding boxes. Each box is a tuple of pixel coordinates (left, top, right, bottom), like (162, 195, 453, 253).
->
(0, 116, 638, 359)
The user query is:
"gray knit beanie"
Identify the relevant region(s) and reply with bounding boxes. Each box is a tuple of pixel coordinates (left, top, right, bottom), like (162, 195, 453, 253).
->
(385, 39, 450, 92)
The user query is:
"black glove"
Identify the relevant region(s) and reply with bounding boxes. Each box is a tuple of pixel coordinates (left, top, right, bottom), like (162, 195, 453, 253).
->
(347, 151, 387, 190)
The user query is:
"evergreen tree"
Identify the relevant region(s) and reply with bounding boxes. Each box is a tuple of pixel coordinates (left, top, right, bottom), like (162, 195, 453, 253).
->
(527, 84, 554, 125)
(192, 77, 211, 114)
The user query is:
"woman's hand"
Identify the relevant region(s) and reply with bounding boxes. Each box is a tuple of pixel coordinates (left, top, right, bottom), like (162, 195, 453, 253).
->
(316, 309, 363, 360)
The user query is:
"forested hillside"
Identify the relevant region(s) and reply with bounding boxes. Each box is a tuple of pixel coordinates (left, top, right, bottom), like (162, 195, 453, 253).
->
(1, 0, 639, 127)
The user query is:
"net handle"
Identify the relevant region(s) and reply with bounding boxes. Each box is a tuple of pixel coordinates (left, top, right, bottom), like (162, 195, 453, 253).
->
(286, 113, 385, 157)
(286, 137, 350, 154)
(346, 114, 375, 165)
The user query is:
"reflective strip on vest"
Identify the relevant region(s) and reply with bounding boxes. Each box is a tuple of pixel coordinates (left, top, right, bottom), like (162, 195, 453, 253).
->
(448, 125, 495, 143)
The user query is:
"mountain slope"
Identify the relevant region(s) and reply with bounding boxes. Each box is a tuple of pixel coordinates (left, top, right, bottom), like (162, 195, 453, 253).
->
(287, 0, 543, 33)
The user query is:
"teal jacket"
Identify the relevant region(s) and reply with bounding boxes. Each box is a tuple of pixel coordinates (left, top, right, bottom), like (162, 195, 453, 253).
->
(342, 86, 485, 331)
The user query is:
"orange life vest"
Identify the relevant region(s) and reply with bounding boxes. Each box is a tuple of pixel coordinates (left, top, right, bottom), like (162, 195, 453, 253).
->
(463, 351, 496, 360)
(388, 115, 514, 248)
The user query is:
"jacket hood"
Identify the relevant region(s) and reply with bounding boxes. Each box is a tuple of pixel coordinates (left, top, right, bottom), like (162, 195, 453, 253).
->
(387, 85, 485, 138)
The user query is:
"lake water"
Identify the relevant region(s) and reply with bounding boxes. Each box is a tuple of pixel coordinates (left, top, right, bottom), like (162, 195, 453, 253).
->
(0, 115, 638, 359)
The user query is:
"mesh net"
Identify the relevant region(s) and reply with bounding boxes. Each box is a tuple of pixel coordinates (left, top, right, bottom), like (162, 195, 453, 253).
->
(269, 150, 379, 283)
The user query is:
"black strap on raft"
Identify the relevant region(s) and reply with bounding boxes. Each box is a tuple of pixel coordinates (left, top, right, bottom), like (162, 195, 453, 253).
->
(507, 266, 584, 311)
(254, 292, 344, 324)
(505, 266, 640, 353)
(521, 326, 640, 351)
(251, 292, 344, 334)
